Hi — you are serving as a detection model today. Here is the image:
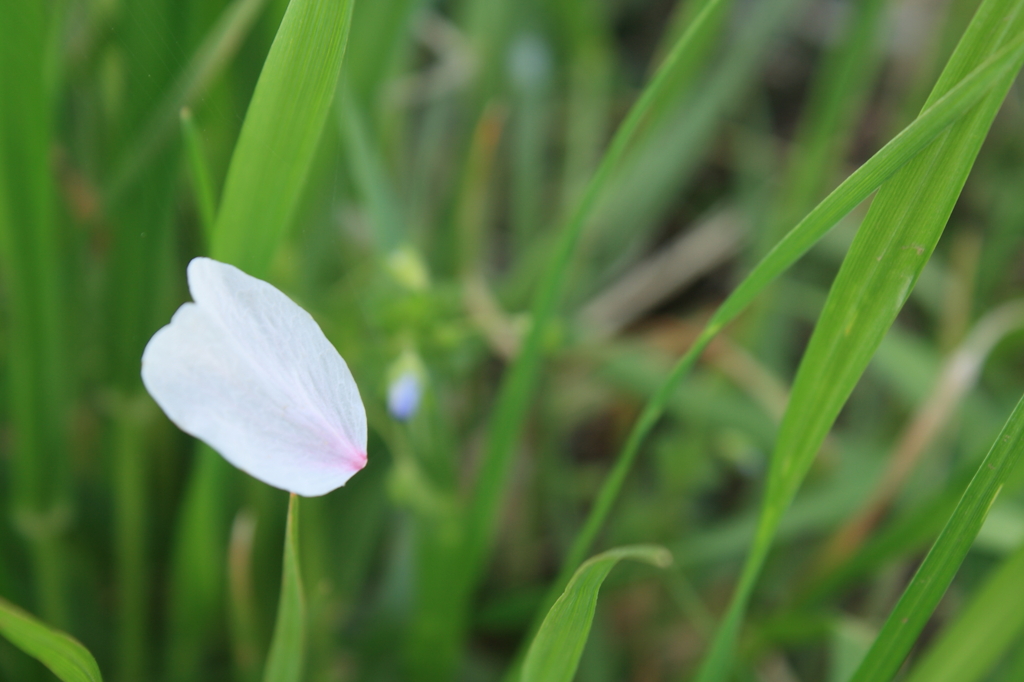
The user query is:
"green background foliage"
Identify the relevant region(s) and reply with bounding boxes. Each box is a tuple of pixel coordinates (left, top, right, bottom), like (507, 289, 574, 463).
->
(2, 0, 1024, 680)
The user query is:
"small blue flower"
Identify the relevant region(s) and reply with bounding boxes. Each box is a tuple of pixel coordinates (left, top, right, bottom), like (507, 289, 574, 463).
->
(388, 371, 422, 421)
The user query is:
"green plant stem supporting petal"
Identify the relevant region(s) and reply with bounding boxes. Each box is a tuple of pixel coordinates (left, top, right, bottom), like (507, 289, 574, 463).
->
(262, 494, 306, 682)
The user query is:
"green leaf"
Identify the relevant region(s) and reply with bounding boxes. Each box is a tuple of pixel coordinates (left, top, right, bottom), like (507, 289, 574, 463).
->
(902, 539, 1024, 682)
(165, 1, 355, 674)
(521, 546, 671, 682)
(468, 0, 744, 583)
(164, 447, 234, 682)
(262, 494, 306, 682)
(0, 597, 103, 682)
(849, 392, 1024, 681)
(210, 0, 355, 276)
(180, 107, 218, 244)
(544, 9, 1024, 638)
(0, 0, 72, 625)
(695, 2, 1024, 680)
(105, 0, 269, 200)
(337, 81, 403, 253)
(493, 20, 1024, 682)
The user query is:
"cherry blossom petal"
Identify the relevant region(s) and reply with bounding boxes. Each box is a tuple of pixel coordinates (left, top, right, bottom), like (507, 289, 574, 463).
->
(141, 257, 366, 496)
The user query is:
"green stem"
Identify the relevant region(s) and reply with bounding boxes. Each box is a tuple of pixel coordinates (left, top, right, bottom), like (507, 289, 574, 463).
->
(262, 494, 306, 682)
(465, 0, 734, 583)
(180, 107, 218, 243)
(113, 397, 151, 682)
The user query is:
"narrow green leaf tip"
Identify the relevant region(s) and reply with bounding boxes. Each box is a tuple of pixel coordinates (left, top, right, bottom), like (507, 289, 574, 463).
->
(0, 596, 103, 682)
(211, 0, 355, 276)
(522, 545, 671, 682)
(849, 390, 1024, 682)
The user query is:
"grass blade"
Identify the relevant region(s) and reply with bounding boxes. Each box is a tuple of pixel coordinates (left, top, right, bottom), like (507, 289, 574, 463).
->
(210, 0, 355, 275)
(105, 0, 269, 200)
(0, 0, 72, 626)
(0, 597, 103, 682)
(527, 18, 1024, 657)
(338, 81, 403, 253)
(467, 0, 734, 581)
(521, 546, 671, 682)
(180, 107, 218, 244)
(554, 0, 613, 205)
(584, 0, 799, 273)
(262, 494, 306, 682)
(901, 540, 1024, 682)
(509, 32, 552, 255)
(163, 447, 234, 682)
(165, 2, 355, 674)
(696, 2, 1024, 679)
(506, 19, 1024, 625)
(765, 0, 889, 246)
(849, 392, 1024, 681)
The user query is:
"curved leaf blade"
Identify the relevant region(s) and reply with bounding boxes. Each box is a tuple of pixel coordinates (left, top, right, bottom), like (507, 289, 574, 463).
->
(902, 538, 1024, 682)
(466, 0, 734, 576)
(211, 0, 355, 276)
(521, 545, 671, 682)
(540, 10, 1024, 645)
(165, 2, 355, 675)
(850, 392, 1024, 682)
(695, 2, 1024, 680)
(0, 597, 103, 682)
(262, 494, 305, 682)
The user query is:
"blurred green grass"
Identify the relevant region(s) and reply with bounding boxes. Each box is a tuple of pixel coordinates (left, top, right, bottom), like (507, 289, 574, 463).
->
(2, 0, 1024, 681)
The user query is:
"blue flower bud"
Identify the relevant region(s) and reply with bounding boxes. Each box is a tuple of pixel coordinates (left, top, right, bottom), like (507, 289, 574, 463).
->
(388, 371, 422, 421)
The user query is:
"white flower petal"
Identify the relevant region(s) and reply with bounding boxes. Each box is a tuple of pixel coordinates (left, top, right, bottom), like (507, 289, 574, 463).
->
(141, 258, 366, 496)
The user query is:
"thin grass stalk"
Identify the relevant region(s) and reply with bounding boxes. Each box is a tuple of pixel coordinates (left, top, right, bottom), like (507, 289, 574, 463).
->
(180, 107, 218, 244)
(765, 0, 889, 247)
(262, 494, 305, 682)
(902, 540, 1024, 682)
(465, 0, 732, 583)
(0, 0, 72, 627)
(105, 0, 269, 202)
(338, 81, 403, 253)
(111, 396, 154, 682)
(696, 1, 1024, 678)
(488, 23, 1024, 680)
(554, 0, 613, 206)
(848, 389, 1024, 681)
(506, 28, 1024, 671)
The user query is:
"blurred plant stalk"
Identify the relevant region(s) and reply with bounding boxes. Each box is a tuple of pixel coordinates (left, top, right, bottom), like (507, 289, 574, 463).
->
(0, 0, 74, 627)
